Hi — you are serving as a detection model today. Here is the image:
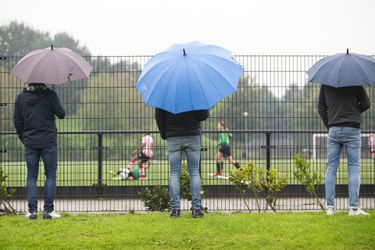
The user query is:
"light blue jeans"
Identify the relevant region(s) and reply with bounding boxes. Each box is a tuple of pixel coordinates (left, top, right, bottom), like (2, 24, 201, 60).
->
(167, 135, 201, 210)
(325, 127, 361, 209)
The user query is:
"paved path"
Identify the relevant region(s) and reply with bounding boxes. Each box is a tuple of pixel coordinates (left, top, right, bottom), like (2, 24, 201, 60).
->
(9, 197, 375, 213)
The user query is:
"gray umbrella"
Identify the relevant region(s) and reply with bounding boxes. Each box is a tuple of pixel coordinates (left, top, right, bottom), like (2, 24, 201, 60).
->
(307, 49, 375, 88)
(10, 45, 93, 85)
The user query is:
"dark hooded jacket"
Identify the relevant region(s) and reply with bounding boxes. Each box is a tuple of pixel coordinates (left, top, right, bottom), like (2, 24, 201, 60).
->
(318, 85, 370, 129)
(13, 84, 65, 148)
(155, 108, 209, 139)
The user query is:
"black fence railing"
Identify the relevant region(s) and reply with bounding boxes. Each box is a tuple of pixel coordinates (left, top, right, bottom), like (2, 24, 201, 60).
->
(1, 130, 374, 212)
(1, 55, 374, 212)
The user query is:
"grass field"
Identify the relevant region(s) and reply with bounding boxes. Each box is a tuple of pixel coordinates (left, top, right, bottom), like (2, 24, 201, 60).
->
(0, 212, 374, 249)
(2, 159, 375, 187)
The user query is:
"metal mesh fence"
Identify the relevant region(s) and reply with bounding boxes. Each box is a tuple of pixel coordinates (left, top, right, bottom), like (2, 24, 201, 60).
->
(1, 55, 374, 212)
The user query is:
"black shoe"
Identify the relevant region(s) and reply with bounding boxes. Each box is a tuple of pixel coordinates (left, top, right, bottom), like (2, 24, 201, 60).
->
(170, 209, 181, 218)
(25, 212, 37, 220)
(192, 209, 204, 218)
(43, 211, 61, 219)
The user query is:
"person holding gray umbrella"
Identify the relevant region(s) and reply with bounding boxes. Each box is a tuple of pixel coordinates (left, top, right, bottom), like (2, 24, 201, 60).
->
(308, 49, 373, 216)
(13, 83, 65, 219)
(11, 45, 92, 219)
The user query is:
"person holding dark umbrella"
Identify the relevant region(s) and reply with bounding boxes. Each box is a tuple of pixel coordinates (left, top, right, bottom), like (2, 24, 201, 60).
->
(308, 49, 373, 216)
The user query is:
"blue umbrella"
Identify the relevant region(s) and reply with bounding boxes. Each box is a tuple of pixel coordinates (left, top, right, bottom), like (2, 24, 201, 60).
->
(135, 41, 243, 114)
(307, 49, 375, 88)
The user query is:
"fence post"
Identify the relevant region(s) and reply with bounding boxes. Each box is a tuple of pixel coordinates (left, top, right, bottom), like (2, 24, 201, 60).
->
(97, 132, 103, 196)
(265, 132, 271, 173)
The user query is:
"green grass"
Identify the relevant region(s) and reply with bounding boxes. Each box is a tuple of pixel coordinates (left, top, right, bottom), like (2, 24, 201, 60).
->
(3, 159, 375, 187)
(0, 212, 374, 249)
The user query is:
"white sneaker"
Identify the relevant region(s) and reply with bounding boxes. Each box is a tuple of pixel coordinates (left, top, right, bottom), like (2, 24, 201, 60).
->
(349, 208, 369, 216)
(25, 212, 37, 220)
(326, 207, 335, 216)
(43, 211, 61, 219)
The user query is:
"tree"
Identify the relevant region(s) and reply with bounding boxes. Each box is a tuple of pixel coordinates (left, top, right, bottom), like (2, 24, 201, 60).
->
(0, 22, 51, 56)
(0, 21, 92, 116)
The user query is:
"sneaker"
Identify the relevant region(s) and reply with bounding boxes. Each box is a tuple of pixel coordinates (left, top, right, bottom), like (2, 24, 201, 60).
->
(140, 174, 147, 180)
(170, 209, 181, 218)
(326, 207, 335, 216)
(25, 212, 37, 220)
(213, 172, 222, 177)
(43, 211, 61, 219)
(192, 209, 204, 218)
(349, 208, 369, 216)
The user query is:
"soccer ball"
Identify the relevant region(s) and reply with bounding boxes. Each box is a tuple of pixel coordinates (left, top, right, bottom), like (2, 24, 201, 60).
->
(119, 168, 130, 180)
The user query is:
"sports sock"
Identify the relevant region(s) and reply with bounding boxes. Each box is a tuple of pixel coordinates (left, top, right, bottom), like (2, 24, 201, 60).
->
(216, 162, 221, 172)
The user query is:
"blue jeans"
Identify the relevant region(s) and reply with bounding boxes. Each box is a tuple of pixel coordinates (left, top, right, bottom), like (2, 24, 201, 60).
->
(25, 146, 58, 213)
(167, 135, 201, 210)
(325, 127, 361, 209)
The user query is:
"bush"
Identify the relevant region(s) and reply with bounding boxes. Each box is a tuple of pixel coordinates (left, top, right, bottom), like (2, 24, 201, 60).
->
(264, 168, 288, 212)
(138, 186, 170, 212)
(0, 166, 15, 215)
(139, 164, 205, 212)
(229, 163, 287, 213)
(293, 153, 325, 211)
(229, 163, 266, 213)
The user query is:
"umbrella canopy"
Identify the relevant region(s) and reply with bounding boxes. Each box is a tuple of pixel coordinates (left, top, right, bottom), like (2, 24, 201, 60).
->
(307, 49, 375, 88)
(10, 45, 93, 85)
(135, 41, 243, 114)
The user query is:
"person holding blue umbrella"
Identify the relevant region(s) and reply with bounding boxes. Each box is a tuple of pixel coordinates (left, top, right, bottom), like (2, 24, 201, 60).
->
(308, 49, 373, 216)
(136, 41, 243, 218)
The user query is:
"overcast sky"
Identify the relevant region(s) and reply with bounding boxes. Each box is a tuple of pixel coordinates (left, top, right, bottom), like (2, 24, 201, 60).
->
(2, 0, 375, 55)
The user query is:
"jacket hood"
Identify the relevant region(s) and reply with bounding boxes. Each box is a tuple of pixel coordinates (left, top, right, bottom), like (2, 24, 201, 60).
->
(23, 84, 49, 106)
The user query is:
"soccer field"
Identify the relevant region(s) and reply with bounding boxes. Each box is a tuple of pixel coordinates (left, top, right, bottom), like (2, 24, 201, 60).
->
(3, 159, 374, 187)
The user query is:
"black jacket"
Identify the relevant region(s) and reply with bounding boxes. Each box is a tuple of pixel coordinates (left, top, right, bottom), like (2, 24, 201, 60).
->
(13, 85, 65, 148)
(318, 85, 370, 129)
(155, 108, 209, 139)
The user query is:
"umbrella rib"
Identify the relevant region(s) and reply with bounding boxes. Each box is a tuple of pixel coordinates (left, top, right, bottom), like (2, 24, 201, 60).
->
(27, 51, 54, 83)
(192, 56, 239, 91)
(15, 50, 49, 82)
(188, 59, 218, 107)
(310, 57, 343, 86)
(139, 57, 181, 101)
(57, 51, 92, 78)
(184, 60, 210, 110)
(143, 59, 182, 107)
(351, 56, 372, 84)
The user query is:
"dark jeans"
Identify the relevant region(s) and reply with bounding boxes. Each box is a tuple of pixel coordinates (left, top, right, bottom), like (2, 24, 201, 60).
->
(25, 146, 58, 213)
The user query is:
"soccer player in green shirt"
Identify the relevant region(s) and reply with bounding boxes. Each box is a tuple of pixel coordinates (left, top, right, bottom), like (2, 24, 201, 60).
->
(214, 121, 241, 177)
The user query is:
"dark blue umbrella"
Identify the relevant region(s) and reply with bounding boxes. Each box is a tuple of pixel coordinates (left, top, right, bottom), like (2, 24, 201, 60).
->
(135, 41, 243, 114)
(307, 49, 375, 87)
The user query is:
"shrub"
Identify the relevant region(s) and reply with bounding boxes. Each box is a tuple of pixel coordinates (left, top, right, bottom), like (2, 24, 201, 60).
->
(230, 163, 287, 213)
(0, 166, 16, 215)
(139, 164, 205, 212)
(264, 168, 288, 212)
(138, 186, 170, 212)
(293, 153, 325, 211)
(229, 163, 266, 213)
